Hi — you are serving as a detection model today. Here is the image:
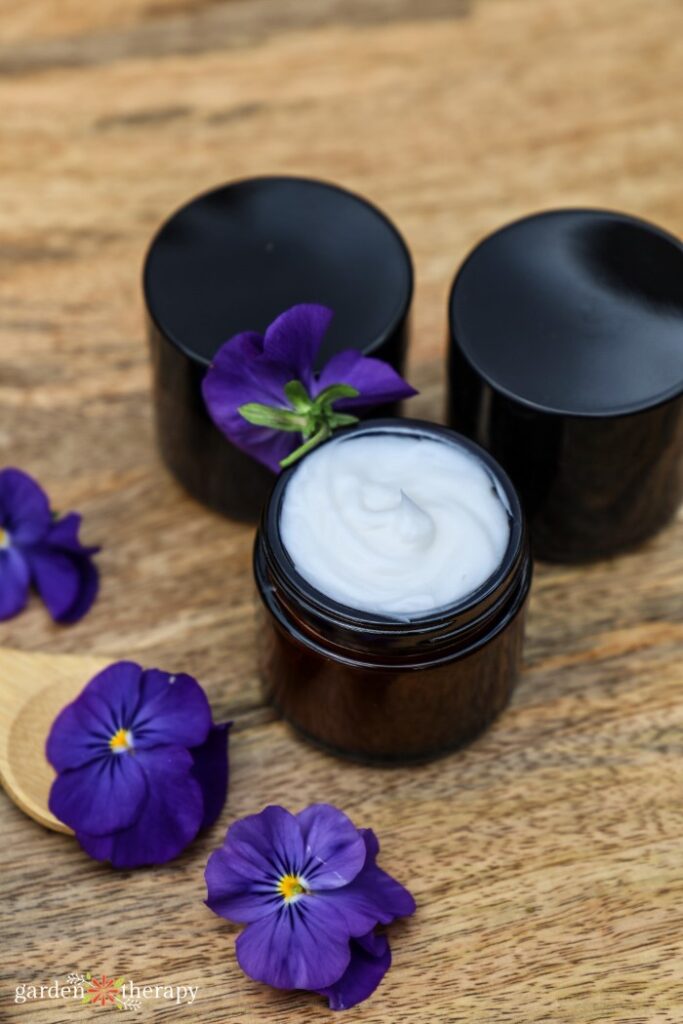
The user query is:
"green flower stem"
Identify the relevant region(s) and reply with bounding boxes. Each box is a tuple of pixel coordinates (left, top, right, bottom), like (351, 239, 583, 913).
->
(279, 424, 332, 468)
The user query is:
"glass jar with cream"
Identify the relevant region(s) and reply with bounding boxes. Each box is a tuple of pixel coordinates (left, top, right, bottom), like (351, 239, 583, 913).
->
(254, 419, 532, 763)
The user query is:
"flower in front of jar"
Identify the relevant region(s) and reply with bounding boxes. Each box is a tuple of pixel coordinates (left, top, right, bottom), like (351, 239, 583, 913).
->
(46, 661, 230, 868)
(205, 803, 415, 1010)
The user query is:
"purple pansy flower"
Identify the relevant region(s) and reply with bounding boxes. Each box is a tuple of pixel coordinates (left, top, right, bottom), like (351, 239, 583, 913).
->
(205, 804, 415, 1010)
(0, 467, 99, 623)
(46, 661, 230, 869)
(202, 304, 417, 472)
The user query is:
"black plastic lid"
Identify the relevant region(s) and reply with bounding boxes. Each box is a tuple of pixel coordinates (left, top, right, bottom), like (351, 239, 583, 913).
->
(450, 209, 683, 417)
(144, 176, 413, 368)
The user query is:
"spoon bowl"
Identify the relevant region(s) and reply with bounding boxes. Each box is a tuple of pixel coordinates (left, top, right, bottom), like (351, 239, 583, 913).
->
(0, 648, 110, 832)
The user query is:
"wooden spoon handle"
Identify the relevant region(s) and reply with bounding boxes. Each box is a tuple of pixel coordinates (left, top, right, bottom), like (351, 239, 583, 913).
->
(0, 648, 110, 832)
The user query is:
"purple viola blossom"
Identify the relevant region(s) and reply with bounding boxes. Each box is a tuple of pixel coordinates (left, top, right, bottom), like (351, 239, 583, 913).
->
(0, 467, 99, 623)
(46, 661, 230, 869)
(202, 304, 417, 473)
(205, 804, 415, 1010)
(317, 931, 391, 1011)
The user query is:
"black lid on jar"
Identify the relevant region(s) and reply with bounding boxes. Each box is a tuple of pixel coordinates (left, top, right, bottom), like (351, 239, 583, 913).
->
(450, 208, 683, 416)
(448, 209, 683, 561)
(144, 176, 413, 521)
(145, 176, 413, 368)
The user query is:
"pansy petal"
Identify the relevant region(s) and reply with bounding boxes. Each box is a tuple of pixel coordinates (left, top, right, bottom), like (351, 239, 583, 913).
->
(215, 333, 292, 401)
(25, 513, 99, 624)
(315, 350, 417, 409)
(132, 669, 212, 749)
(321, 829, 416, 932)
(0, 467, 51, 545)
(25, 546, 81, 621)
(205, 846, 279, 923)
(191, 722, 231, 830)
(56, 554, 99, 624)
(215, 330, 264, 365)
(46, 690, 118, 772)
(48, 662, 144, 765)
(80, 661, 145, 730)
(0, 546, 30, 620)
(48, 752, 147, 835)
(212, 416, 298, 474)
(205, 331, 296, 409)
(354, 928, 389, 957)
(75, 746, 203, 868)
(72, 831, 117, 864)
(202, 332, 299, 472)
(263, 304, 334, 386)
(317, 931, 391, 1011)
(226, 805, 306, 881)
(345, 828, 417, 923)
(236, 897, 352, 991)
(43, 512, 96, 553)
(297, 804, 366, 890)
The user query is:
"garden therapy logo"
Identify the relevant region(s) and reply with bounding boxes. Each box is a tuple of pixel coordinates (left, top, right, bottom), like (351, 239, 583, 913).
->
(14, 972, 199, 1010)
(72, 973, 131, 1009)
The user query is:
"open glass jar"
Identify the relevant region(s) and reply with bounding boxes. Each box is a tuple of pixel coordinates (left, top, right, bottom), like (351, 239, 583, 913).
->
(253, 419, 532, 763)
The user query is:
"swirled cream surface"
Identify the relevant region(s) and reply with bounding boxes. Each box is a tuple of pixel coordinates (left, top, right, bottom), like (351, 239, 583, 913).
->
(279, 433, 510, 617)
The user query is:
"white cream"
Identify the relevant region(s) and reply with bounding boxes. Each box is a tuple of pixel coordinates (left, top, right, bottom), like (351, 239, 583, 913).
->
(279, 433, 511, 617)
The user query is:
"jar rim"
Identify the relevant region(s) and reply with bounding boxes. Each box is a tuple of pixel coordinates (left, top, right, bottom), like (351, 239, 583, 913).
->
(260, 418, 526, 637)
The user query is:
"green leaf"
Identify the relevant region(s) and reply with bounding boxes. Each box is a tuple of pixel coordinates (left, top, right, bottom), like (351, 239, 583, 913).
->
(238, 403, 307, 432)
(326, 412, 359, 429)
(283, 380, 312, 412)
(312, 383, 360, 410)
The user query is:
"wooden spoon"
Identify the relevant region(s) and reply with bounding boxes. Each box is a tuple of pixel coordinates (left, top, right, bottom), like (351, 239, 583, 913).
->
(0, 647, 110, 832)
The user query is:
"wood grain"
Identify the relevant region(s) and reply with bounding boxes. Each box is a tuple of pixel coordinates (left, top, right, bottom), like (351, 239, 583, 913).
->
(1, 0, 682, 1020)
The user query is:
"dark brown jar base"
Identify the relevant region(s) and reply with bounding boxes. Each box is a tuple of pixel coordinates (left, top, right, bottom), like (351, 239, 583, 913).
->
(259, 600, 527, 764)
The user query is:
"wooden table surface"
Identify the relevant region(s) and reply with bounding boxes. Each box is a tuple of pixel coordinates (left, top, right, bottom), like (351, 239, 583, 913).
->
(1, 0, 682, 1020)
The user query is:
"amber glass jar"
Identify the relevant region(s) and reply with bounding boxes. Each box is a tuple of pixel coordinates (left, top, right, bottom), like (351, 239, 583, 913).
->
(253, 419, 532, 763)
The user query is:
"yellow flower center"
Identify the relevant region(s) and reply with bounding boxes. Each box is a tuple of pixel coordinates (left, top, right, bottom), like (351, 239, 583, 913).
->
(0, 527, 8, 548)
(109, 728, 133, 753)
(277, 874, 308, 902)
